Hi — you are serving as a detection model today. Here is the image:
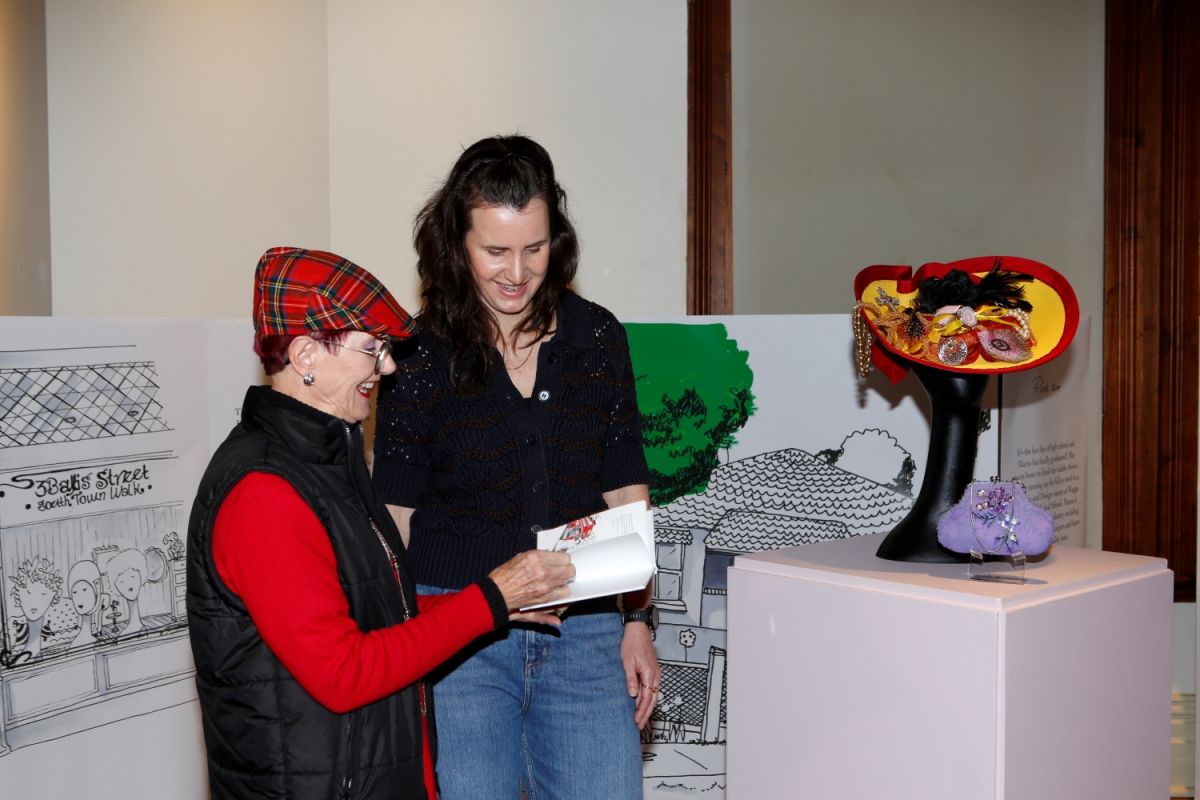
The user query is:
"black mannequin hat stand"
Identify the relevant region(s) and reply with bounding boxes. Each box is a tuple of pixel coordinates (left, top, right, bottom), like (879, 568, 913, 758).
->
(875, 364, 990, 563)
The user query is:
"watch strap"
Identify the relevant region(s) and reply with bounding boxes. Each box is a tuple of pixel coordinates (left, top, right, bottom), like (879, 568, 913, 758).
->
(621, 605, 657, 629)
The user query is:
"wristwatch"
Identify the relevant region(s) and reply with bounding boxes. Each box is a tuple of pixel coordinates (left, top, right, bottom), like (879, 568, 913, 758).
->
(621, 605, 658, 631)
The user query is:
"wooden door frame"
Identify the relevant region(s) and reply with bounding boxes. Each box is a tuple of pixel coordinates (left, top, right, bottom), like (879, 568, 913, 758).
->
(687, 0, 733, 315)
(1103, 0, 1199, 601)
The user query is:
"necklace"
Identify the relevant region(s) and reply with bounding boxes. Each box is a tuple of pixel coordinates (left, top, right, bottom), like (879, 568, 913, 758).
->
(369, 518, 425, 717)
(503, 345, 535, 372)
(500, 331, 542, 372)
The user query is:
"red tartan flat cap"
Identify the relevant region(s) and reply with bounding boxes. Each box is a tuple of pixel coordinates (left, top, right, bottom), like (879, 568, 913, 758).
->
(253, 247, 414, 339)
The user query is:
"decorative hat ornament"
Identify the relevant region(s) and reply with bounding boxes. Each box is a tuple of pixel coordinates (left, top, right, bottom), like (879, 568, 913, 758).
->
(851, 256, 1078, 563)
(853, 256, 1078, 383)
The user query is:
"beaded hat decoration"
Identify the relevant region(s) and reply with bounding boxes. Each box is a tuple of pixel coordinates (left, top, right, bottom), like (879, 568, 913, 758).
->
(852, 256, 1079, 384)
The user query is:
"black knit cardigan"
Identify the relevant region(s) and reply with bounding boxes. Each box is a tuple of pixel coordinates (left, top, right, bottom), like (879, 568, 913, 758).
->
(372, 291, 650, 589)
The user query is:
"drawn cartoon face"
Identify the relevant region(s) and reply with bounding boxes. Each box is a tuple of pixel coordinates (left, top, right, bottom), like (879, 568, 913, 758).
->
(113, 568, 143, 602)
(70, 579, 99, 614)
(16, 582, 56, 621)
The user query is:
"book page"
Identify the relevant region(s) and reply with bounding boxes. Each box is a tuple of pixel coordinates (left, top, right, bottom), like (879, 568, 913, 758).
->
(522, 501, 656, 609)
(537, 500, 653, 552)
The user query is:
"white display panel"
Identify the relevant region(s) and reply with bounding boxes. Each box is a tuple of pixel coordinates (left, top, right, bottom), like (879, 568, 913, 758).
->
(0, 315, 1081, 799)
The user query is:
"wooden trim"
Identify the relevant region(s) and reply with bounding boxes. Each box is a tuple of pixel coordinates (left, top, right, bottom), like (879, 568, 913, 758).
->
(687, 0, 733, 315)
(1103, 0, 1199, 601)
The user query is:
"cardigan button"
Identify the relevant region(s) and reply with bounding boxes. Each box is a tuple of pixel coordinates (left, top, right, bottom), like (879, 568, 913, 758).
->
(530, 524, 543, 534)
(547, 353, 558, 365)
(531, 481, 544, 494)
(537, 390, 550, 401)
(526, 433, 539, 446)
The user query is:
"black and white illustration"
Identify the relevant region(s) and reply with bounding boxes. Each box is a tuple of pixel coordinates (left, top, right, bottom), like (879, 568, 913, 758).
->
(0, 320, 213, 770)
(0, 317, 1082, 799)
(0, 361, 171, 448)
(626, 316, 1001, 797)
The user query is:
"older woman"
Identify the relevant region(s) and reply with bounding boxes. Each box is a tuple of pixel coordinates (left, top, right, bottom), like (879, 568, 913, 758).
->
(186, 246, 573, 800)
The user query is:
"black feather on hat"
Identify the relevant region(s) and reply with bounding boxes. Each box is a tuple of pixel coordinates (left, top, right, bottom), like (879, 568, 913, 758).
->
(914, 259, 1033, 314)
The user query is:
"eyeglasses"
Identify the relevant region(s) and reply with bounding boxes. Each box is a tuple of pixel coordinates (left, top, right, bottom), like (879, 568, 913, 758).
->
(331, 337, 392, 374)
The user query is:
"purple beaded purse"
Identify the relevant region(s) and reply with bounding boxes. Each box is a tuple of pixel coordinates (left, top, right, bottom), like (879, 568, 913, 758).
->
(936, 479, 1054, 557)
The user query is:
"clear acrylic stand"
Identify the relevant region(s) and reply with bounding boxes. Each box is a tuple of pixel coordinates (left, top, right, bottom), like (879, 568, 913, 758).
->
(967, 548, 1027, 584)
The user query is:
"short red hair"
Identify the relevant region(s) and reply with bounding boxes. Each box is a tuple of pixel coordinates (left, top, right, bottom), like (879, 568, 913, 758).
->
(253, 330, 350, 376)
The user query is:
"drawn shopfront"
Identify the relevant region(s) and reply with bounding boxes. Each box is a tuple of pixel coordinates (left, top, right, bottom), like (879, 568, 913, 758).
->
(0, 361, 199, 756)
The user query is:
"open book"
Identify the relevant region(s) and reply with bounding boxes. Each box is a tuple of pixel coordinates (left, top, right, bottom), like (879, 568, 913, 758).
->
(520, 500, 657, 610)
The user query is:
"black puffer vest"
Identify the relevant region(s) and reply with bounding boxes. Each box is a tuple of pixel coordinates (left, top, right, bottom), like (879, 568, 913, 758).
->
(187, 386, 427, 799)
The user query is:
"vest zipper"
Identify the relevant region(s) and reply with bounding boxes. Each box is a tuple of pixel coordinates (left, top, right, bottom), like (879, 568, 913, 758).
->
(368, 517, 426, 718)
(369, 518, 412, 619)
(339, 716, 354, 798)
(347, 423, 427, 720)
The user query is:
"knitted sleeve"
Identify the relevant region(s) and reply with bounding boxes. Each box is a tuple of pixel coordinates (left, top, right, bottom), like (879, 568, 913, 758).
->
(594, 307, 651, 492)
(213, 472, 497, 714)
(372, 342, 435, 508)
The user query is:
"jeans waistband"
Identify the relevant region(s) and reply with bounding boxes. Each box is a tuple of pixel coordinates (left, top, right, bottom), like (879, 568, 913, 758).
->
(562, 595, 619, 618)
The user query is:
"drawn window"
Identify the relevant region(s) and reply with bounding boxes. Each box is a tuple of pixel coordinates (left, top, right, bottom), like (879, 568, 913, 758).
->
(657, 541, 683, 570)
(654, 542, 684, 607)
(702, 550, 736, 594)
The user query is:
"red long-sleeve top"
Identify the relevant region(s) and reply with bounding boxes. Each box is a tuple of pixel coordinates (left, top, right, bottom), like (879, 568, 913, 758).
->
(213, 472, 500, 798)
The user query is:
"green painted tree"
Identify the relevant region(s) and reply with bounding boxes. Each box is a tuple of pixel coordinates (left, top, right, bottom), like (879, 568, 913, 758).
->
(625, 323, 756, 506)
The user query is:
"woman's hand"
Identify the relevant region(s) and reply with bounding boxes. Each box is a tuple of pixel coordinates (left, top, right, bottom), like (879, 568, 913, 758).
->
(507, 607, 568, 627)
(488, 550, 574, 613)
(621, 621, 661, 729)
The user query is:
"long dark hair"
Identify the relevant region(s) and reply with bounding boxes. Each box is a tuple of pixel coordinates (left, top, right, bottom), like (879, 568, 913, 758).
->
(414, 135, 579, 388)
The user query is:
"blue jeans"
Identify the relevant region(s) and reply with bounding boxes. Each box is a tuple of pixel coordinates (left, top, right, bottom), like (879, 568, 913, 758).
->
(419, 586, 642, 799)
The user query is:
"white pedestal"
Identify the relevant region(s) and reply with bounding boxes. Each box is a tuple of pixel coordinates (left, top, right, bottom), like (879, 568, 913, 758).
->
(726, 534, 1173, 800)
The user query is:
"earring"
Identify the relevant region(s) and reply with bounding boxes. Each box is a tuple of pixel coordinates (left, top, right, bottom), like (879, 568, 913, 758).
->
(302, 372, 315, 386)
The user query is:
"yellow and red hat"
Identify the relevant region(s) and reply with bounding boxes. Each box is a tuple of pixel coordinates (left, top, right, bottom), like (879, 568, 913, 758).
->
(853, 256, 1078, 384)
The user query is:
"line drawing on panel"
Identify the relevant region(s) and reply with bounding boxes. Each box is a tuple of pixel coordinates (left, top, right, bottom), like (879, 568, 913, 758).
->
(0, 362, 171, 448)
(0, 321, 958, 793)
(626, 322, 929, 798)
(0, 352, 192, 758)
(639, 446, 917, 796)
